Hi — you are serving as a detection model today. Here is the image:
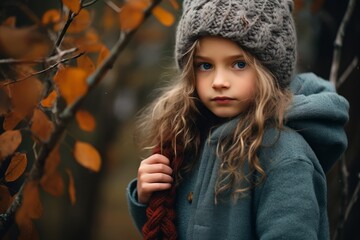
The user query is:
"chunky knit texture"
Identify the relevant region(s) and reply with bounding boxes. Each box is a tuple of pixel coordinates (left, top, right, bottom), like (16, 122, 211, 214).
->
(175, 0, 297, 89)
(142, 145, 183, 239)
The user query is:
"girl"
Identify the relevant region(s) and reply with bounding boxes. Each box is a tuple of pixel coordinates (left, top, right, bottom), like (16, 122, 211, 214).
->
(127, 0, 349, 239)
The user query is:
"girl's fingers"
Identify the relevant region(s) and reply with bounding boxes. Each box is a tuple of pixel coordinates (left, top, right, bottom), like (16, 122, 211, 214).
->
(139, 172, 174, 184)
(139, 163, 173, 175)
(142, 154, 170, 165)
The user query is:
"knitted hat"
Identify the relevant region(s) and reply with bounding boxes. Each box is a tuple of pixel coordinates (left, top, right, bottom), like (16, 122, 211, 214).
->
(175, 0, 297, 89)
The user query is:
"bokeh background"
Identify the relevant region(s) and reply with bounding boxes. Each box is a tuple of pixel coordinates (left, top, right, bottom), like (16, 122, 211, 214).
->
(1, 0, 359, 239)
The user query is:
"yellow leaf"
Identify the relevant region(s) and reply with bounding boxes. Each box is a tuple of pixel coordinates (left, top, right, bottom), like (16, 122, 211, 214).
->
(152, 6, 175, 27)
(77, 54, 95, 75)
(53, 67, 88, 105)
(66, 169, 76, 205)
(30, 108, 55, 143)
(96, 45, 110, 66)
(5, 153, 27, 182)
(68, 9, 91, 33)
(76, 110, 96, 132)
(0, 185, 12, 213)
(63, 0, 81, 13)
(0, 130, 22, 160)
(73, 141, 101, 172)
(41, 90, 57, 108)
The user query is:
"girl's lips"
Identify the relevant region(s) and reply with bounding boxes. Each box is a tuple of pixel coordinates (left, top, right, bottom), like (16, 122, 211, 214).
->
(212, 96, 235, 103)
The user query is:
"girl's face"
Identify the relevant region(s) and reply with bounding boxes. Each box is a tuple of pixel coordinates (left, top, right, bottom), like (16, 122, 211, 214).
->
(194, 37, 257, 118)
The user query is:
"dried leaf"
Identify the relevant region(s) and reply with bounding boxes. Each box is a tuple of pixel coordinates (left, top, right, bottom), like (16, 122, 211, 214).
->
(76, 110, 96, 132)
(40, 171, 64, 197)
(63, 0, 81, 13)
(0, 185, 12, 213)
(42, 9, 62, 31)
(68, 9, 91, 33)
(5, 153, 27, 182)
(16, 218, 39, 240)
(77, 54, 95, 75)
(168, 0, 180, 10)
(96, 45, 110, 66)
(0, 130, 22, 160)
(66, 169, 76, 205)
(53, 67, 88, 105)
(2, 16, 16, 27)
(119, 0, 150, 31)
(3, 108, 26, 130)
(17, 181, 43, 219)
(31, 108, 55, 142)
(73, 141, 101, 172)
(41, 90, 57, 108)
(152, 6, 175, 27)
(0, 87, 10, 116)
(44, 144, 61, 173)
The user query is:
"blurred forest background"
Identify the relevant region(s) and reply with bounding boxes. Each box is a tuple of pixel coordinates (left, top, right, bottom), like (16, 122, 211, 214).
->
(0, 0, 359, 239)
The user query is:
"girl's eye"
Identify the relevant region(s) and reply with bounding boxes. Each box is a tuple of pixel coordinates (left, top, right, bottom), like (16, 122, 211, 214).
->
(198, 62, 213, 71)
(233, 61, 247, 69)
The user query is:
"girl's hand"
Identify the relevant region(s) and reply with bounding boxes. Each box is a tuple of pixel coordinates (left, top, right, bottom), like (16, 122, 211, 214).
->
(137, 154, 173, 204)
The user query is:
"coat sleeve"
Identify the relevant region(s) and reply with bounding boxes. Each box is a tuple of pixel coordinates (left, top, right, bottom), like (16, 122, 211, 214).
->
(126, 178, 148, 233)
(255, 158, 328, 240)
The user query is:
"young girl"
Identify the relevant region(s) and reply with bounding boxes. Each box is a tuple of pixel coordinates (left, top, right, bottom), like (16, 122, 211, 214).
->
(127, 0, 349, 239)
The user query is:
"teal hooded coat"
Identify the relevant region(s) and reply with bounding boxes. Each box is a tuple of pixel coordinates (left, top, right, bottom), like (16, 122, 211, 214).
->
(127, 73, 349, 239)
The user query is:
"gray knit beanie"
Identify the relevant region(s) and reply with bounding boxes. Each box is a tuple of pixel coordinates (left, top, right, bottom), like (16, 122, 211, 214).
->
(175, 0, 297, 89)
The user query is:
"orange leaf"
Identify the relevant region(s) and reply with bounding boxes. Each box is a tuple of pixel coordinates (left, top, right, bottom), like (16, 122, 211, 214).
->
(16, 217, 39, 240)
(53, 67, 88, 105)
(0, 185, 12, 213)
(77, 54, 95, 75)
(18, 181, 43, 219)
(3, 108, 26, 130)
(63, 0, 81, 13)
(68, 9, 91, 33)
(119, 0, 150, 31)
(31, 108, 55, 142)
(40, 171, 64, 197)
(41, 90, 57, 108)
(73, 141, 101, 172)
(152, 6, 175, 27)
(5, 153, 27, 182)
(0, 130, 22, 160)
(44, 144, 61, 174)
(2, 16, 16, 27)
(66, 169, 76, 205)
(168, 0, 180, 10)
(42, 9, 62, 31)
(76, 110, 96, 132)
(101, 6, 116, 31)
(96, 45, 110, 66)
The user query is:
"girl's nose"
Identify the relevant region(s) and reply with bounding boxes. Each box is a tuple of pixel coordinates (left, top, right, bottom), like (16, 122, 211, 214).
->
(212, 70, 230, 89)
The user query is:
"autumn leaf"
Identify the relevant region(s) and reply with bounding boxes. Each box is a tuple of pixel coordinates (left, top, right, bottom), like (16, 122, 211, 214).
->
(5, 153, 27, 182)
(30, 108, 55, 143)
(68, 9, 91, 33)
(73, 141, 101, 172)
(63, 0, 81, 13)
(96, 45, 110, 66)
(152, 6, 175, 27)
(53, 67, 88, 105)
(2, 16, 16, 27)
(101, 6, 116, 31)
(77, 54, 95, 75)
(0, 130, 22, 160)
(168, 0, 180, 10)
(3, 108, 26, 130)
(16, 218, 39, 240)
(119, 0, 151, 31)
(0, 185, 12, 213)
(66, 169, 76, 205)
(42, 9, 62, 31)
(76, 110, 96, 132)
(41, 90, 57, 108)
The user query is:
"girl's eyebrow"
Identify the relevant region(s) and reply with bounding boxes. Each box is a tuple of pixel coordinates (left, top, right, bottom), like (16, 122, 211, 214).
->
(194, 55, 245, 61)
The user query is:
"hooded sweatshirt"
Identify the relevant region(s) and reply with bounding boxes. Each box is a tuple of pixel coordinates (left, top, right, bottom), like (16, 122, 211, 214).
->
(127, 72, 349, 239)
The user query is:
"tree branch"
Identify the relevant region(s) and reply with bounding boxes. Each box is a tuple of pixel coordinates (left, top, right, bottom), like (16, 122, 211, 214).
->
(337, 56, 358, 88)
(329, 0, 356, 85)
(0, 0, 163, 237)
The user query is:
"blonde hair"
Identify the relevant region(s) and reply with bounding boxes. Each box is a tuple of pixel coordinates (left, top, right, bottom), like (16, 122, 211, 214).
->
(135, 39, 292, 201)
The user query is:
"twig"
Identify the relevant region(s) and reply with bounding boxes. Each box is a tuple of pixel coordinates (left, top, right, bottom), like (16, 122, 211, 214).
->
(0, 52, 84, 88)
(0, 0, 163, 237)
(82, 0, 99, 8)
(329, 0, 356, 85)
(337, 56, 359, 88)
(0, 48, 78, 65)
(344, 175, 360, 221)
(103, 0, 121, 13)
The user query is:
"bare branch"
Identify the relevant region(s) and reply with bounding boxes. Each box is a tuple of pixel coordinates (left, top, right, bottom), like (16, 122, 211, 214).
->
(337, 56, 359, 88)
(103, 0, 121, 13)
(329, 0, 356, 85)
(345, 175, 360, 221)
(82, 0, 99, 8)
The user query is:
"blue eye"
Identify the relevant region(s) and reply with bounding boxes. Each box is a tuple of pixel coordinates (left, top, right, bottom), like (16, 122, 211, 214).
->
(198, 62, 213, 71)
(234, 61, 247, 69)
